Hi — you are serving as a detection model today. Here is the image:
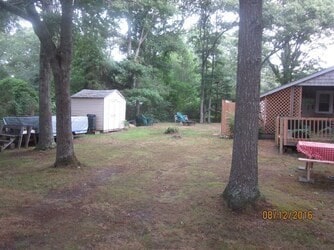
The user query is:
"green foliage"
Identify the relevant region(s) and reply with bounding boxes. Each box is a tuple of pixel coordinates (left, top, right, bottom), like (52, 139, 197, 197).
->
(124, 88, 164, 107)
(164, 127, 179, 134)
(227, 114, 234, 138)
(114, 59, 150, 88)
(0, 8, 19, 33)
(54, 0, 236, 122)
(124, 87, 170, 121)
(0, 77, 38, 118)
(166, 51, 200, 113)
(123, 120, 130, 128)
(106, 0, 191, 122)
(3, 0, 332, 124)
(71, 35, 108, 92)
(0, 28, 39, 87)
(186, 0, 238, 122)
(114, 0, 178, 55)
(263, 0, 334, 85)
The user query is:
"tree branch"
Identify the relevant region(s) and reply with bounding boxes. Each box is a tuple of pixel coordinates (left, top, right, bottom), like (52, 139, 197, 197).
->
(261, 46, 282, 66)
(0, 1, 30, 21)
(24, 2, 57, 56)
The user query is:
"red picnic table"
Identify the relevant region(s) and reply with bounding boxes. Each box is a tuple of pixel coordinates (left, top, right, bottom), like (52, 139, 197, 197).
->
(296, 141, 334, 182)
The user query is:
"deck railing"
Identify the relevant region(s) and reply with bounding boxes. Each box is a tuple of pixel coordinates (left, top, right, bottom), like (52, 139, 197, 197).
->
(276, 117, 334, 154)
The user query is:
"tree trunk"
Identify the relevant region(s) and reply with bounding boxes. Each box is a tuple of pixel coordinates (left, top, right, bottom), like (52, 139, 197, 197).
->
(223, 0, 263, 210)
(135, 100, 140, 116)
(0, 0, 80, 168)
(127, 23, 146, 116)
(127, 20, 132, 57)
(200, 87, 205, 123)
(215, 81, 220, 122)
(36, 44, 55, 150)
(207, 53, 215, 124)
(51, 0, 79, 167)
(52, 65, 79, 167)
(199, 51, 206, 123)
(208, 97, 211, 123)
(199, 13, 206, 124)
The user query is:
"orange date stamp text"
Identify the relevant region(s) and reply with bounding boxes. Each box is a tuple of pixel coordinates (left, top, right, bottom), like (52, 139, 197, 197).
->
(262, 210, 313, 221)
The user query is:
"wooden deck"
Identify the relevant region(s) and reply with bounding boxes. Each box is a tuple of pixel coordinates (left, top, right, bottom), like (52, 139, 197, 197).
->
(275, 117, 334, 154)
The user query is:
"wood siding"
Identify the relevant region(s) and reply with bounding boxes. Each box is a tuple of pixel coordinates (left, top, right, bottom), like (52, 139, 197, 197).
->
(260, 86, 302, 134)
(71, 98, 104, 130)
(220, 100, 235, 137)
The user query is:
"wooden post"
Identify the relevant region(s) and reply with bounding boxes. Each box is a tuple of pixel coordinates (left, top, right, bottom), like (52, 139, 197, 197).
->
(17, 126, 24, 150)
(283, 118, 288, 150)
(25, 126, 32, 148)
(275, 116, 279, 146)
(306, 162, 311, 182)
(279, 117, 284, 154)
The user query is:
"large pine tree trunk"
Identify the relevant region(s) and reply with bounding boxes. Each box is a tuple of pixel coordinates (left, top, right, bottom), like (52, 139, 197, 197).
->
(223, 0, 263, 210)
(36, 44, 55, 150)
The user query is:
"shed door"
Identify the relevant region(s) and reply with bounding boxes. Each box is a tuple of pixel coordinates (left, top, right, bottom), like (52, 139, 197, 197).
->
(110, 100, 116, 129)
(107, 100, 120, 130)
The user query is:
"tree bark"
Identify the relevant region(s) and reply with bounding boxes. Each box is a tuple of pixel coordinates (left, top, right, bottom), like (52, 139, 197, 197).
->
(223, 0, 263, 210)
(200, 84, 205, 123)
(207, 97, 211, 123)
(127, 19, 132, 57)
(27, 0, 78, 167)
(0, 1, 80, 167)
(51, 0, 79, 167)
(36, 44, 55, 150)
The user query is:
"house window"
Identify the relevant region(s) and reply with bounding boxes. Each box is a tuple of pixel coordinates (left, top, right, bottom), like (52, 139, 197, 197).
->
(316, 91, 333, 114)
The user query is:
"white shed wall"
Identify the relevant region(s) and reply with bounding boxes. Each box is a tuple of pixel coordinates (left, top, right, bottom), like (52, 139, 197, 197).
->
(71, 98, 105, 130)
(103, 92, 126, 131)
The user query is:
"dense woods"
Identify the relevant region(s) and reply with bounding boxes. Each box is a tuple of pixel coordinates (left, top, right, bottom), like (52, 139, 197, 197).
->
(1, 0, 333, 122)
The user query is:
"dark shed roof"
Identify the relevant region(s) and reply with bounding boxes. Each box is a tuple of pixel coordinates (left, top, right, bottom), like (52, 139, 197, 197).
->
(260, 66, 334, 98)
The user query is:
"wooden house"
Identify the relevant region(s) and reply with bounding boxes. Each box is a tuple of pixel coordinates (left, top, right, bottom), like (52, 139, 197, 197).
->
(71, 89, 126, 132)
(260, 67, 334, 152)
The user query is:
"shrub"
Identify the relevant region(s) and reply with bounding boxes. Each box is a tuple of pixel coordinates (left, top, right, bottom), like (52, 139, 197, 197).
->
(0, 77, 38, 117)
(227, 114, 234, 138)
(164, 127, 179, 134)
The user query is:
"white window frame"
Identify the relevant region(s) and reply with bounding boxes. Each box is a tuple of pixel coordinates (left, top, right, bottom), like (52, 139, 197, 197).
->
(315, 91, 334, 114)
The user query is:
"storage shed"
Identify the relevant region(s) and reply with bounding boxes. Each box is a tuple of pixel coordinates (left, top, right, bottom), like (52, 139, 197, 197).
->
(71, 89, 126, 132)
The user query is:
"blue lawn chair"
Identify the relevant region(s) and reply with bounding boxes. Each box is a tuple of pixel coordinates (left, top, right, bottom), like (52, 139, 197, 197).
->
(175, 112, 195, 126)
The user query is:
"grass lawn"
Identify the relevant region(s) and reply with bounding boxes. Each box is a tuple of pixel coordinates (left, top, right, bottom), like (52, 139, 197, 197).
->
(0, 123, 333, 249)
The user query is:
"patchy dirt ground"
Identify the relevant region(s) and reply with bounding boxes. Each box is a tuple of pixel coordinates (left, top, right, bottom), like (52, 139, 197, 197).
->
(0, 123, 333, 249)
